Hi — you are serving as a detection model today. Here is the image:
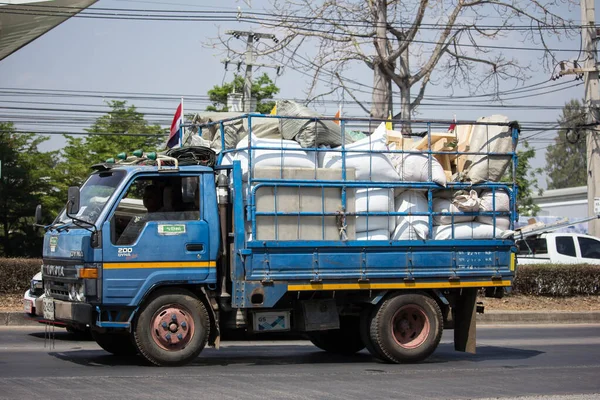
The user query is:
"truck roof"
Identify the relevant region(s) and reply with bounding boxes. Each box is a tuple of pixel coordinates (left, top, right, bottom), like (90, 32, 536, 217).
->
(91, 163, 215, 174)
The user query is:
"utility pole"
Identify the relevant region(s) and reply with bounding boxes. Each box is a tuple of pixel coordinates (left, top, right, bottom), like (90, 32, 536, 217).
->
(559, 1, 600, 235)
(223, 30, 281, 112)
(582, 0, 600, 236)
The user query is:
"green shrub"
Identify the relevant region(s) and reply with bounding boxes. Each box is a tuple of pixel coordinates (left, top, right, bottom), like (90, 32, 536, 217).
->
(514, 264, 600, 296)
(1, 259, 599, 297)
(0, 258, 42, 294)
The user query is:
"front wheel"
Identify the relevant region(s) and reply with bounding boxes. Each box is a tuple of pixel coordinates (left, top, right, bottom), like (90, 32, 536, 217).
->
(91, 330, 138, 356)
(134, 289, 210, 366)
(307, 316, 365, 355)
(368, 292, 443, 363)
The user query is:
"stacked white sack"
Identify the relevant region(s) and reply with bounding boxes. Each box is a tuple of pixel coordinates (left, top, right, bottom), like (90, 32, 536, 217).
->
(231, 136, 317, 181)
(355, 188, 395, 236)
(432, 190, 479, 225)
(462, 115, 513, 183)
(319, 123, 398, 240)
(392, 151, 447, 187)
(319, 123, 400, 181)
(392, 190, 429, 240)
(477, 190, 511, 230)
(357, 230, 390, 240)
(432, 222, 507, 240)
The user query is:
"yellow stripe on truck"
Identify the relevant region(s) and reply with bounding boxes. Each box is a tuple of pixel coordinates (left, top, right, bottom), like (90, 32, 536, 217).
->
(103, 261, 216, 269)
(288, 280, 512, 291)
(510, 253, 516, 271)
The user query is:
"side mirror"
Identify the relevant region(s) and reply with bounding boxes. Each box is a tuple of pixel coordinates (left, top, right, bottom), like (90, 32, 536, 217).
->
(35, 205, 42, 225)
(67, 186, 81, 215)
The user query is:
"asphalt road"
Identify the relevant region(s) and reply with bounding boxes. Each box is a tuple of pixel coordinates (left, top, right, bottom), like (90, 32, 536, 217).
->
(0, 324, 599, 400)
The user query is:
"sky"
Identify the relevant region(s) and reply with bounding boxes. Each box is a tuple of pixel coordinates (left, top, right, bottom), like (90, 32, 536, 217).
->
(0, 0, 596, 189)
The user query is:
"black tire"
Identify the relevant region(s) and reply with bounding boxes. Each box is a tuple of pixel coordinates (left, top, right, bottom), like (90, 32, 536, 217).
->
(359, 306, 387, 361)
(307, 316, 365, 355)
(369, 292, 443, 363)
(134, 289, 210, 366)
(91, 330, 138, 356)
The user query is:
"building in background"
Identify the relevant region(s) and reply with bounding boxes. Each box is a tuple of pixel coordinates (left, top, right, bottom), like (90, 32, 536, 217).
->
(520, 186, 590, 234)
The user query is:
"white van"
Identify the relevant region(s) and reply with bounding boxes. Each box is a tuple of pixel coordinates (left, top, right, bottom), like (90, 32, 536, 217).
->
(517, 232, 600, 265)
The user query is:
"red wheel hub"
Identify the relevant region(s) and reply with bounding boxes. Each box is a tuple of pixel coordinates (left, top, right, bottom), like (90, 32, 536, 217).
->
(151, 305, 195, 351)
(391, 304, 430, 349)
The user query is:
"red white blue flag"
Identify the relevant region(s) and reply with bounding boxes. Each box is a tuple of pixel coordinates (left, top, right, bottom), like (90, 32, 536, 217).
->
(167, 100, 183, 148)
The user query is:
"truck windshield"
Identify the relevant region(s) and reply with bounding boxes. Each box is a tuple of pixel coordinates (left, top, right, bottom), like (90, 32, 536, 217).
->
(55, 170, 126, 226)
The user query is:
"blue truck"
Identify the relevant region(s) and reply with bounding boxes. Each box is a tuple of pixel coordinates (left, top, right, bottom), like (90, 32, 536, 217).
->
(35, 115, 518, 366)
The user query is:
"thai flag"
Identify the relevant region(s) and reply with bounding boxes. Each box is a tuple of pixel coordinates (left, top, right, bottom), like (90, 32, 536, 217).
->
(167, 100, 183, 148)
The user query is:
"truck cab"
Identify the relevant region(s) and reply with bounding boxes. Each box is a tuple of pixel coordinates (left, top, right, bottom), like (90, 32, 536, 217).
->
(517, 232, 600, 265)
(39, 162, 221, 360)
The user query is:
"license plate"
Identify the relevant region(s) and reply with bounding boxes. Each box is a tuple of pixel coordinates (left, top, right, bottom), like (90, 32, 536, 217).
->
(42, 297, 54, 321)
(23, 299, 33, 314)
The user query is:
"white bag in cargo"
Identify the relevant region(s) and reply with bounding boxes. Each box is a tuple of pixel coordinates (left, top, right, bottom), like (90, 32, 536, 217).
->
(234, 136, 316, 180)
(477, 190, 511, 229)
(319, 123, 400, 181)
(357, 229, 390, 241)
(433, 190, 479, 225)
(392, 190, 429, 240)
(432, 222, 507, 240)
(463, 115, 514, 183)
(394, 153, 447, 186)
(355, 188, 395, 233)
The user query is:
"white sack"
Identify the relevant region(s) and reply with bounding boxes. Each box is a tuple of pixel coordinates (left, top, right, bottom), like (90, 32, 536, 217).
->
(477, 190, 511, 229)
(463, 115, 514, 183)
(234, 136, 316, 180)
(433, 190, 479, 225)
(432, 222, 506, 240)
(433, 198, 475, 225)
(319, 123, 400, 181)
(355, 188, 394, 212)
(355, 188, 395, 233)
(394, 153, 447, 186)
(392, 190, 429, 240)
(357, 229, 390, 240)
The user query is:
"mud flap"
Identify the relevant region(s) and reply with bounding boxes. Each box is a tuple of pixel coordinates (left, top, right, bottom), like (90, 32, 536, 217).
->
(453, 288, 477, 354)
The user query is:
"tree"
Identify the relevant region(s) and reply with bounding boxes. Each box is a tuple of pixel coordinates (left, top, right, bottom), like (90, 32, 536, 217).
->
(545, 99, 587, 189)
(51, 101, 166, 199)
(0, 122, 56, 257)
(224, 1, 573, 130)
(513, 141, 543, 216)
(206, 73, 279, 114)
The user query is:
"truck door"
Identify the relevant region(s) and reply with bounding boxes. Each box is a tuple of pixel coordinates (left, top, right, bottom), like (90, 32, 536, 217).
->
(575, 235, 600, 265)
(101, 174, 213, 305)
(553, 235, 580, 264)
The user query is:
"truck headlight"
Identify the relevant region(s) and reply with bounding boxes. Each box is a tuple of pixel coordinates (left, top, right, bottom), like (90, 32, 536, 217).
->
(68, 283, 86, 302)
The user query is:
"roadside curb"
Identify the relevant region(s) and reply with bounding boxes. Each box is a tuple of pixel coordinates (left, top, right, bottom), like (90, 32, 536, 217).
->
(2, 311, 600, 327)
(477, 311, 600, 324)
(0, 312, 41, 326)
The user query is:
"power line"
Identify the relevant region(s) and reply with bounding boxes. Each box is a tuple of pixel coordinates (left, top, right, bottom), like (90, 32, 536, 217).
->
(0, 5, 585, 52)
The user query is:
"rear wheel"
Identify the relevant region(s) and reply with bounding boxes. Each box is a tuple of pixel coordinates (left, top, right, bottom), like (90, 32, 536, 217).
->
(134, 289, 210, 366)
(91, 330, 138, 356)
(368, 292, 443, 363)
(359, 306, 387, 361)
(307, 316, 365, 355)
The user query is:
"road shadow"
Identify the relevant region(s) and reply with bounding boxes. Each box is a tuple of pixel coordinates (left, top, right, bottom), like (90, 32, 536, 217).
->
(29, 330, 94, 342)
(428, 342, 543, 363)
(50, 350, 152, 367)
(44, 342, 542, 368)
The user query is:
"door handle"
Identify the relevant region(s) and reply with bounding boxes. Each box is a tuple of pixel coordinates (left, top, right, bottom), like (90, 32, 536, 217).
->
(186, 243, 204, 252)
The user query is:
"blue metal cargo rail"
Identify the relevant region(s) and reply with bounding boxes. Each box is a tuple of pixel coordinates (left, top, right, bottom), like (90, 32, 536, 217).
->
(196, 114, 518, 308)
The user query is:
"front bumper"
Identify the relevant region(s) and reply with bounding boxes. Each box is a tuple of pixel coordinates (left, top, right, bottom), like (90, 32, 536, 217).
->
(35, 297, 93, 325)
